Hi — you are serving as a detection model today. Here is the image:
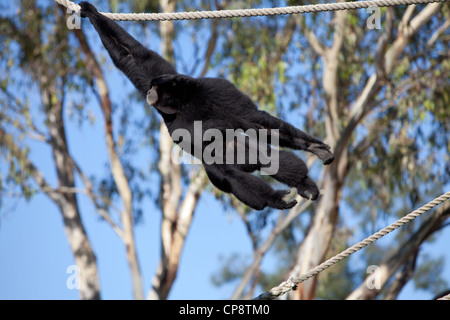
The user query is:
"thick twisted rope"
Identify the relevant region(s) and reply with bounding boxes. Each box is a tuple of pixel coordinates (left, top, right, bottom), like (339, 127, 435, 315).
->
(55, 0, 447, 21)
(253, 191, 450, 300)
(438, 293, 450, 300)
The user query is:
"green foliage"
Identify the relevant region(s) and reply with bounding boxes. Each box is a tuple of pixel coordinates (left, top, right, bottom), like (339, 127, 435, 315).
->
(413, 254, 448, 295)
(211, 253, 249, 286)
(218, 4, 291, 113)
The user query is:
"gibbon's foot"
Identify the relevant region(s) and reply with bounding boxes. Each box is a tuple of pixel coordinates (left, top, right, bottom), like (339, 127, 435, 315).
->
(307, 142, 335, 165)
(267, 190, 298, 210)
(297, 177, 320, 201)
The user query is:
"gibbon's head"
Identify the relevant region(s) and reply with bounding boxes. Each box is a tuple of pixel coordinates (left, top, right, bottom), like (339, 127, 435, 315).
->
(147, 74, 192, 114)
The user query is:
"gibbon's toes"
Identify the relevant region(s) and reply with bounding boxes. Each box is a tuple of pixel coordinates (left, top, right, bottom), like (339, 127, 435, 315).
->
(276, 189, 291, 197)
(269, 199, 297, 210)
(268, 190, 297, 210)
(308, 143, 335, 165)
(298, 189, 316, 201)
(285, 199, 298, 209)
(322, 153, 335, 165)
(297, 178, 320, 201)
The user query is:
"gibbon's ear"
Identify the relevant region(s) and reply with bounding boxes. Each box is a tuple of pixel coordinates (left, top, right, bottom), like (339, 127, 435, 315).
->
(146, 86, 179, 114)
(146, 86, 158, 106)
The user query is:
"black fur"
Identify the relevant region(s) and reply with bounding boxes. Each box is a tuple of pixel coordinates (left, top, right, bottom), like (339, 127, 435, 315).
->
(79, 2, 335, 210)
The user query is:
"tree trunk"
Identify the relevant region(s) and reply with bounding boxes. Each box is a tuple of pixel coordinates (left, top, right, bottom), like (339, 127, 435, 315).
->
(44, 85, 101, 300)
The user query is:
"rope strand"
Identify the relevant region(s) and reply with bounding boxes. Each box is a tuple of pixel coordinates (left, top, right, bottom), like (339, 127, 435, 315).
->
(438, 293, 450, 300)
(253, 191, 450, 300)
(55, 0, 448, 21)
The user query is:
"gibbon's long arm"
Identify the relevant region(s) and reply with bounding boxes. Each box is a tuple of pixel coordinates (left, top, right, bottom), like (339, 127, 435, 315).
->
(80, 1, 177, 95)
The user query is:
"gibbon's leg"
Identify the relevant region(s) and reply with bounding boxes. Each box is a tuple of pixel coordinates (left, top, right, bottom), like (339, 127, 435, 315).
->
(79, 2, 176, 94)
(204, 164, 297, 210)
(270, 150, 320, 201)
(232, 141, 320, 201)
(247, 110, 335, 165)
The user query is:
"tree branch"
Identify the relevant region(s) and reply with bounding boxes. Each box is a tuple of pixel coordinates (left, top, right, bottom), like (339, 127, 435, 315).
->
(199, 0, 227, 77)
(426, 18, 450, 48)
(383, 251, 417, 300)
(346, 200, 450, 300)
(0, 127, 64, 206)
(149, 0, 196, 300)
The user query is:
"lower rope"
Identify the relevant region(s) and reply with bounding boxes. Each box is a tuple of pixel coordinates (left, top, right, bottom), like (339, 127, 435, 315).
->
(438, 293, 450, 300)
(253, 191, 450, 300)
